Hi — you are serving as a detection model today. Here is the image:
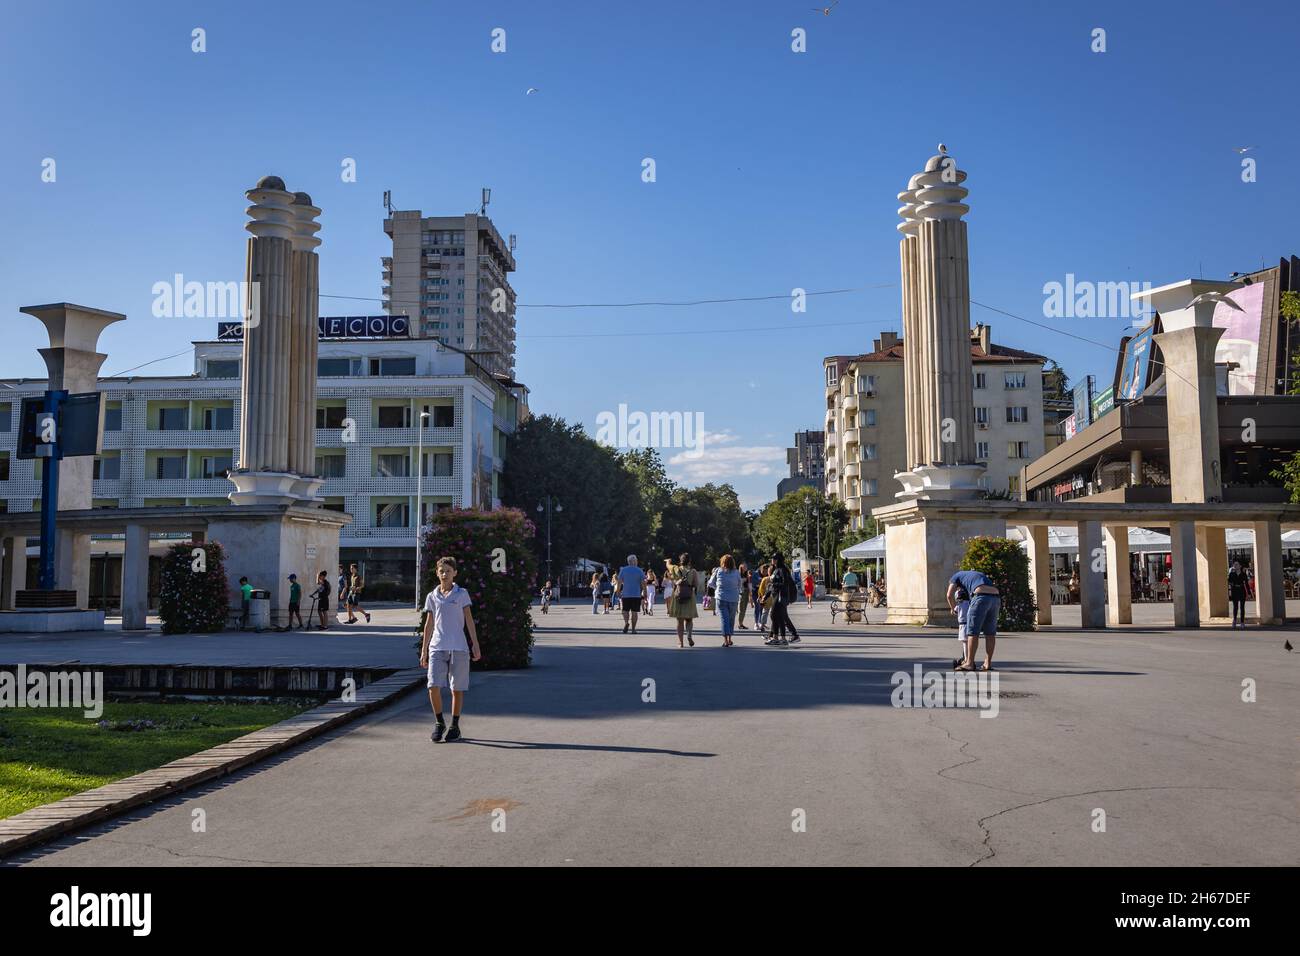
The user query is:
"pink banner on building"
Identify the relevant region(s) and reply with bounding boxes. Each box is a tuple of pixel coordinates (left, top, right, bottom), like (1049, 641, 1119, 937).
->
(1213, 283, 1265, 395)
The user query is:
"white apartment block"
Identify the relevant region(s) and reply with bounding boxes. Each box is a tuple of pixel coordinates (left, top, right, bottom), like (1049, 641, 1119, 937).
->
(383, 209, 517, 376)
(0, 332, 528, 603)
(825, 325, 1048, 529)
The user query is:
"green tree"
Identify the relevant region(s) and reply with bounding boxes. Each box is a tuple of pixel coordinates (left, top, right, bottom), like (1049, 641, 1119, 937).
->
(655, 483, 750, 570)
(158, 541, 230, 634)
(752, 487, 848, 571)
(621, 447, 675, 543)
(421, 508, 538, 669)
(958, 536, 1036, 631)
(1272, 290, 1300, 500)
(500, 414, 651, 573)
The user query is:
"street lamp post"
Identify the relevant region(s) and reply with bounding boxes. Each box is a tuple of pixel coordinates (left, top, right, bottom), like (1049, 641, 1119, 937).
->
(414, 409, 430, 609)
(536, 496, 562, 586)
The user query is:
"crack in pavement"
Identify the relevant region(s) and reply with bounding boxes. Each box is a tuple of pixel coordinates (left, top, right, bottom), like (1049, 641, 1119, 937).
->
(969, 785, 1277, 867)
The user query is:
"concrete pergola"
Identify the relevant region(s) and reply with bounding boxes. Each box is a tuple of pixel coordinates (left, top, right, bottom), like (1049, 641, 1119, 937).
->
(0, 505, 350, 630)
(872, 498, 1299, 628)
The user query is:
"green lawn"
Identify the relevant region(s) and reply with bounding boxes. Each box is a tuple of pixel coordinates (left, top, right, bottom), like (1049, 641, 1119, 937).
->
(0, 698, 320, 819)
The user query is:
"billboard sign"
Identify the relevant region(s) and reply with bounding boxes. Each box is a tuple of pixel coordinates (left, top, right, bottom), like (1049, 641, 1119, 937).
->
(1117, 323, 1156, 400)
(217, 315, 411, 341)
(1071, 375, 1095, 431)
(1091, 385, 1114, 419)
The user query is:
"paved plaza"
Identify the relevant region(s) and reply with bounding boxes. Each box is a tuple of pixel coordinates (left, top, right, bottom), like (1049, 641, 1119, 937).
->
(7, 599, 1298, 867)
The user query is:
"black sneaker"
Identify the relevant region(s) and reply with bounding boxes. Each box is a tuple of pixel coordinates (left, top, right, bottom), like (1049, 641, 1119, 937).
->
(788, 636, 801, 644)
(445, 723, 462, 742)
(431, 723, 446, 743)
(623, 623, 629, 634)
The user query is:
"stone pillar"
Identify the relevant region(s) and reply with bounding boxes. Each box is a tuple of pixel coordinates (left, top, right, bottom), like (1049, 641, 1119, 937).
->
(1021, 524, 1052, 625)
(19, 303, 125, 608)
(1194, 526, 1228, 621)
(289, 192, 322, 496)
(893, 148, 983, 499)
(2, 536, 26, 610)
(1252, 519, 1285, 624)
(1077, 520, 1105, 627)
(1168, 520, 1199, 627)
(1130, 449, 1142, 486)
(1104, 524, 1131, 625)
(122, 523, 150, 631)
(229, 176, 296, 504)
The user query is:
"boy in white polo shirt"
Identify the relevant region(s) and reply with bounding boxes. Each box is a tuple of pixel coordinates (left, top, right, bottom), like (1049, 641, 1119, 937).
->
(418, 556, 481, 743)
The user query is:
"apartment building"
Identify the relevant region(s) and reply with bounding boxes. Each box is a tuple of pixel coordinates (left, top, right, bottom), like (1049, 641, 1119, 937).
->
(777, 430, 826, 498)
(824, 325, 1049, 528)
(382, 209, 517, 376)
(0, 328, 528, 601)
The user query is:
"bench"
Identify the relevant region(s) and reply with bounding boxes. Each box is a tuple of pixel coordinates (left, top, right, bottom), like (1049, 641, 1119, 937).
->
(830, 595, 868, 624)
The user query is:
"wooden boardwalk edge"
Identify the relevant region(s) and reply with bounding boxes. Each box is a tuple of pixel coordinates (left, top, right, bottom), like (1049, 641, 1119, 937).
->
(0, 668, 425, 860)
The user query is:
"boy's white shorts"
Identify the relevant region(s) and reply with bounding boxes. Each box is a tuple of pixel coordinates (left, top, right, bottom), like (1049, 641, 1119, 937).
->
(427, 649, 471, 691)
(957, 624, 968, 643)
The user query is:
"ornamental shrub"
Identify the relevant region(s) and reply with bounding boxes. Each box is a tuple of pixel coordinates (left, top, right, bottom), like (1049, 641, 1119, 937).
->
(420, 508, 538, 669)
(958, 536, 1036, 631)
(159, 540, 231, 634)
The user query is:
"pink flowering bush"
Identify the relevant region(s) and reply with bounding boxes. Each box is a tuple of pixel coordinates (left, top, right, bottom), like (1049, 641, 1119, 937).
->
(420, 508, 537, 669)
(159, 541, 231, 635)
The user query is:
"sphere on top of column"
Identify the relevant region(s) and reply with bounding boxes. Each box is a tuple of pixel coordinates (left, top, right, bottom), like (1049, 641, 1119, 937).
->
(912, 145, 969, 221)
(245, 176, 296, 240)
(290, 191, 322, 253)
(896, 171, 925, 237)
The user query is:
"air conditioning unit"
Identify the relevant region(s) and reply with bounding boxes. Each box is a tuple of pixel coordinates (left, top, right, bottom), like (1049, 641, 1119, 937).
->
(864, 390, 876, 398)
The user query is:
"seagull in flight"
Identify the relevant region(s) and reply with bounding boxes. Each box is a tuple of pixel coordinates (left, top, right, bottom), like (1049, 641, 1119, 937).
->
(812, 0, 840, 13)
(526, 87, 539, 95)
(1233, 146, 1254, 154)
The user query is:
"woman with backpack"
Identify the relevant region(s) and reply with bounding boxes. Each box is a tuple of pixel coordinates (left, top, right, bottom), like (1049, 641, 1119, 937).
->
(766, 553, 801, 646)
(668, 552, 701, 648)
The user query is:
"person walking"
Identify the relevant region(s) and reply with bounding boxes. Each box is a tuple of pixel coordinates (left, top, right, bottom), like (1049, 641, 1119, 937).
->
(948, 568, 1000, 671)
(669, 553, 701, 648)
(239, 576, 253, 630)
(337, 565, 348, 614)
(644, 569, 658, 616)
(756, 563, 772, 633)
(312, 571, 332, 630)
(540, 579, 553, 614)
(287, 574, 304, 629)
(590, 569, 603, 614)
(715, 554, 742, 647)
(803, 567, 816, 607)
(737, 563, 750, 629)
(661, 562, 675, 607)
(767, 554, 801, 645)
(344, 563, 371, 624)
(418, 556, 482, 743)
(750, 564, 765, 630)
(1228, 560, 1248, 628)
(600, 570, 614, 614)
(617, 554, 646, 634)
(704, 566, 717, 614)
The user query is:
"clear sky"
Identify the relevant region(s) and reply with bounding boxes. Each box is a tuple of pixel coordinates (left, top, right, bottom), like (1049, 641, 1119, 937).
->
(2, 0, 1296, 510)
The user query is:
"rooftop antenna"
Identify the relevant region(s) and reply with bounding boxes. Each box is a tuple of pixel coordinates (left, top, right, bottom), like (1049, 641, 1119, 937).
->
(383, 190, 395, 216)
(480, 187, 491, 216)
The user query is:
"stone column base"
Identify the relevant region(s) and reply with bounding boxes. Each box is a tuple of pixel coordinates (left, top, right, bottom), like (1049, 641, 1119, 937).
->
(893, 464, 987, 501)
(205, 511, 343, 628)
(882, 511, 1008, 625)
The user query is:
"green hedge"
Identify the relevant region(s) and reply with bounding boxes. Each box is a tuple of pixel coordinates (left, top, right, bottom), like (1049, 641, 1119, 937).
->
(958, 536, 1036, 631)
(159, 541, 231, 634)
(420, 508, 538, 669)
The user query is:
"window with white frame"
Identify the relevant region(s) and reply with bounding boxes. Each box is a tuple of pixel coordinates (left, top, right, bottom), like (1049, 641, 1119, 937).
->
(974, 406, 989, 425)
(1006, 406, 1029, 423)
(1007, 441, 1030, 459)
(974, 372, 987, 389)
(976, 441, 989, 460)
(1004, 372, 1027, 389)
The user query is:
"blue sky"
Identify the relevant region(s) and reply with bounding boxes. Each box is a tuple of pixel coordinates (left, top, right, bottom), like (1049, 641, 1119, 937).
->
(2, 0, 1296, 510)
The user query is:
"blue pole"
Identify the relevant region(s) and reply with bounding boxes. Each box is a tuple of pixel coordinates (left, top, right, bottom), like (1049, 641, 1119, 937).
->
(37, 389, 66, 591)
